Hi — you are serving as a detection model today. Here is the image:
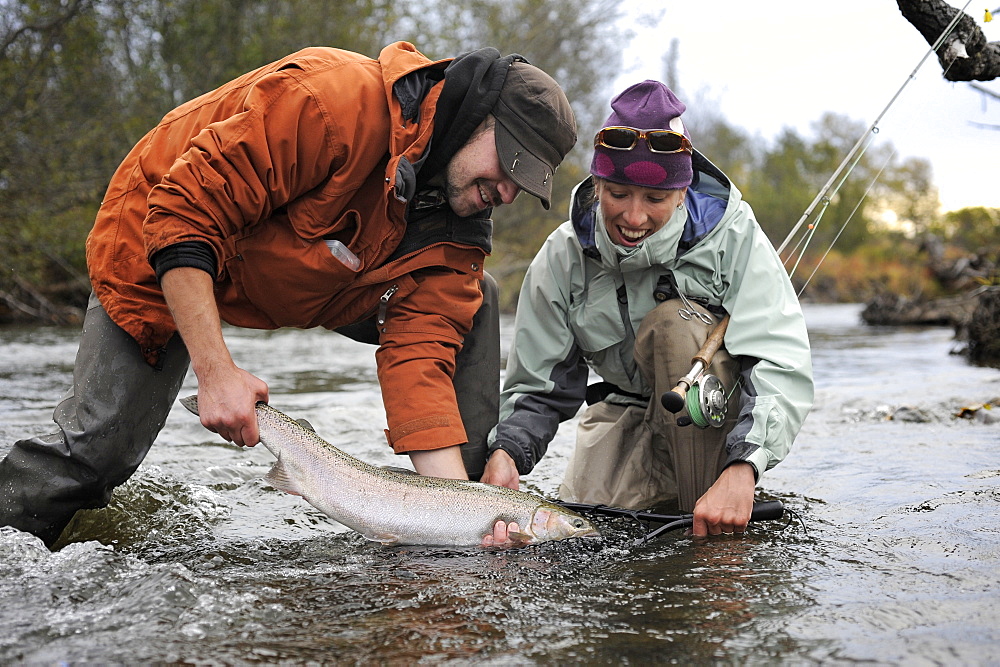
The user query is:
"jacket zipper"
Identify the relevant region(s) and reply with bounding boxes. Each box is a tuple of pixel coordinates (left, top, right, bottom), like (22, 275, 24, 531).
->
(377, 285, 399, 326)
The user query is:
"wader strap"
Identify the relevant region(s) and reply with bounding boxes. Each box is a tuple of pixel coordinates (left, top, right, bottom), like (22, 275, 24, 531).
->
(616, 284, 638, 383)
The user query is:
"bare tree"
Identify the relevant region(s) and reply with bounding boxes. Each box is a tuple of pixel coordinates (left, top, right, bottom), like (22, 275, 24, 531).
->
(896, 0, 1000, 81)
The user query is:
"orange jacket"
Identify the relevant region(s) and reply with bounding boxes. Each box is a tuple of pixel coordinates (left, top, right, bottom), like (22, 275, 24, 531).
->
(85, 42, 487, 454)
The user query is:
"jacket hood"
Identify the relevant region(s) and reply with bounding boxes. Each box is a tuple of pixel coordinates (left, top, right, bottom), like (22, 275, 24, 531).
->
(378, 42, 514, 221)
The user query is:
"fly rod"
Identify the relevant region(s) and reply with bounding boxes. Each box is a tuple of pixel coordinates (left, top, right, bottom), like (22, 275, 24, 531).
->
(777, 0, 972, 258)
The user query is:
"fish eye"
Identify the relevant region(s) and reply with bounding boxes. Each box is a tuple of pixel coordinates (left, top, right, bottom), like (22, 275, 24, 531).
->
(573, 518, 585, 528)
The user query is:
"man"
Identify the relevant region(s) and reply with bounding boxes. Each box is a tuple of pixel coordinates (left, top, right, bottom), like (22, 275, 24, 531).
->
(0, 42, 577, 547)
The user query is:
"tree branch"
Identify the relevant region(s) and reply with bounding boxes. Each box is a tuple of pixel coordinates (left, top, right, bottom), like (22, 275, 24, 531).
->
(896, 0, 1000, 81)
(0, 0, 89, 58)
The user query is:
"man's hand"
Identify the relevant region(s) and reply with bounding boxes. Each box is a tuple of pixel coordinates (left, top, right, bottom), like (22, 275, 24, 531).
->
(691, 462, 756, 537)
(195, 365, 269, 447)
(480, 449, 520, 490)
(161, 266, 268, 447)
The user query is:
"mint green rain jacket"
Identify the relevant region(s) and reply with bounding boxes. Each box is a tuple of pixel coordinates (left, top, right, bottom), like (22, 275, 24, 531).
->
(488, 154, 814, 481)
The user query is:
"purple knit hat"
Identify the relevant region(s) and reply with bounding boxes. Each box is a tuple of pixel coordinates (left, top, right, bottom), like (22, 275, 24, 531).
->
(590, 80, 693, 190)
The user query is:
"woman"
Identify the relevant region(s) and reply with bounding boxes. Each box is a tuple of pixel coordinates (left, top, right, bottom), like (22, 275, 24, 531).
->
(480, 80, 813, 537)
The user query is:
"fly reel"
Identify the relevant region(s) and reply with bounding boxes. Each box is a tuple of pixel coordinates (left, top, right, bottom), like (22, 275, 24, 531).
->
(660, 314, 731, 428)
(684, 374, 727, 428)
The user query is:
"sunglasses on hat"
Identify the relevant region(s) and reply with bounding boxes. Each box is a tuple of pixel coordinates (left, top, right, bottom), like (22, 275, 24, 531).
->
(594, 126, 693, 154)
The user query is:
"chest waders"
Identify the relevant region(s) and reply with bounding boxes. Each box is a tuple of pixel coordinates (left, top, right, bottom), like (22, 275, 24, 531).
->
(559, 297, 739, 512)
(0, 294, 191, 548)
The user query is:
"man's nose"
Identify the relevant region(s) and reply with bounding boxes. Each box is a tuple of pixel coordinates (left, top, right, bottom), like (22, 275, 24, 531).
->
(497, 178, 520, 205)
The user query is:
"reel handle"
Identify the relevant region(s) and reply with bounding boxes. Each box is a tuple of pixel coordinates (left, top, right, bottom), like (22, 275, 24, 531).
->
(661, 388, 687, 413)
(660, 314, 730, 414)
(750, 499, 784, 522)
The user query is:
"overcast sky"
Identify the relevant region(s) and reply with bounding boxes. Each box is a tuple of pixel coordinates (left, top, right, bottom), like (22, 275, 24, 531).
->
(612, 0, 998, 214)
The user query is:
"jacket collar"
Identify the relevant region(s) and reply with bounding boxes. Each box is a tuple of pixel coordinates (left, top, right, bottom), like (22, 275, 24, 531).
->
(569, 152, 739, 264)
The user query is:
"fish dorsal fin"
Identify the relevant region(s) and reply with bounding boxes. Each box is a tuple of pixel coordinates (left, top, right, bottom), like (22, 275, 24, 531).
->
(264, 457, 305, 497)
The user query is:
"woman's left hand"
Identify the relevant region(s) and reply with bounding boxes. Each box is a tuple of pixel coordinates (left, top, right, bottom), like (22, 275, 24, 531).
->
(691, 462, 756, 536)
(480, 449, 521, 490)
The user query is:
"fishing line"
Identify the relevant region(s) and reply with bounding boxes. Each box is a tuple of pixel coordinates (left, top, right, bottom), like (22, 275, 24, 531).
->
(783, 127, 882, 281)
(797, 149, 897, 297)
(778, 0, 974, 280)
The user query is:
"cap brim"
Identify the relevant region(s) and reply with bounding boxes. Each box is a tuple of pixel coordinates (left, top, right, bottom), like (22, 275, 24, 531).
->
(494, 121, 553, 210)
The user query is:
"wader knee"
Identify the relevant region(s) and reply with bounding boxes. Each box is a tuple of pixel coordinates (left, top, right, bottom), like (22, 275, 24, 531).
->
(0, 295, 189, 547)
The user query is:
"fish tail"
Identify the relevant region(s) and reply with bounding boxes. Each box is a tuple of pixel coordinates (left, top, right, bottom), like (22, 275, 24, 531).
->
(180, 395, 199, 415)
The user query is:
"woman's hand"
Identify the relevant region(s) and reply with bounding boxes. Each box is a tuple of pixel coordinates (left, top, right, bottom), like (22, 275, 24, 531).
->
(691, 462, 756, 536)
(480, 520, 523, 548)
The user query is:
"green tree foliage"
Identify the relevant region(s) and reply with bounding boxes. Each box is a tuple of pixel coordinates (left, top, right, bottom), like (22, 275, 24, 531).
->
(878, 155, 938, 238)
(1, 0, 112, 320)
(934, 206, 1000, 254)
(729, 113, 941, 258)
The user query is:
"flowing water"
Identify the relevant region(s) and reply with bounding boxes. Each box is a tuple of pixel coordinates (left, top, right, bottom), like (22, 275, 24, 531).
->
(1, 304, 998, 665)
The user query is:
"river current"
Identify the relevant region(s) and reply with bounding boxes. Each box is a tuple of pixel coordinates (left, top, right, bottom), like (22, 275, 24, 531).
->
(1, 303, 998, 664)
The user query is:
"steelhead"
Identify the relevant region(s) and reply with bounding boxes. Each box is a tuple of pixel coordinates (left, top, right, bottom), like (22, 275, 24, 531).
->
(180, 396, 599, 546)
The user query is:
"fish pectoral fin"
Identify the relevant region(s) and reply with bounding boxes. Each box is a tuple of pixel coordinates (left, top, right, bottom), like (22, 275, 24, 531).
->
(507, 530, 533, 545)
(180, 395, 199, 415)
(368, 532, 402, 545)
(263, 459, 305, 497)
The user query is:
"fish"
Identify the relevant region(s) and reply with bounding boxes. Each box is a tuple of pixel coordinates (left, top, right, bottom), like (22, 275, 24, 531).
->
(179, 396, 599, 547)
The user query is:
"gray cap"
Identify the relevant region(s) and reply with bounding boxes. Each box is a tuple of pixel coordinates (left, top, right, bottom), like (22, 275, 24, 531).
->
(492, 61, 577, 209)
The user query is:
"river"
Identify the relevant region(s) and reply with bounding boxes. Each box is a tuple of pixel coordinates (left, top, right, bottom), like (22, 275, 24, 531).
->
(1, 303, 998, 664)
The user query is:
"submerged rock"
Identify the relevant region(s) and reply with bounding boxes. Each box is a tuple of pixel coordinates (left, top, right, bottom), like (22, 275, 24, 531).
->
(955, 401, 1000, 424)
(842, 400, 1000, 424)
(890, 406, 936, 423)
(860, 292, 976, 327)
